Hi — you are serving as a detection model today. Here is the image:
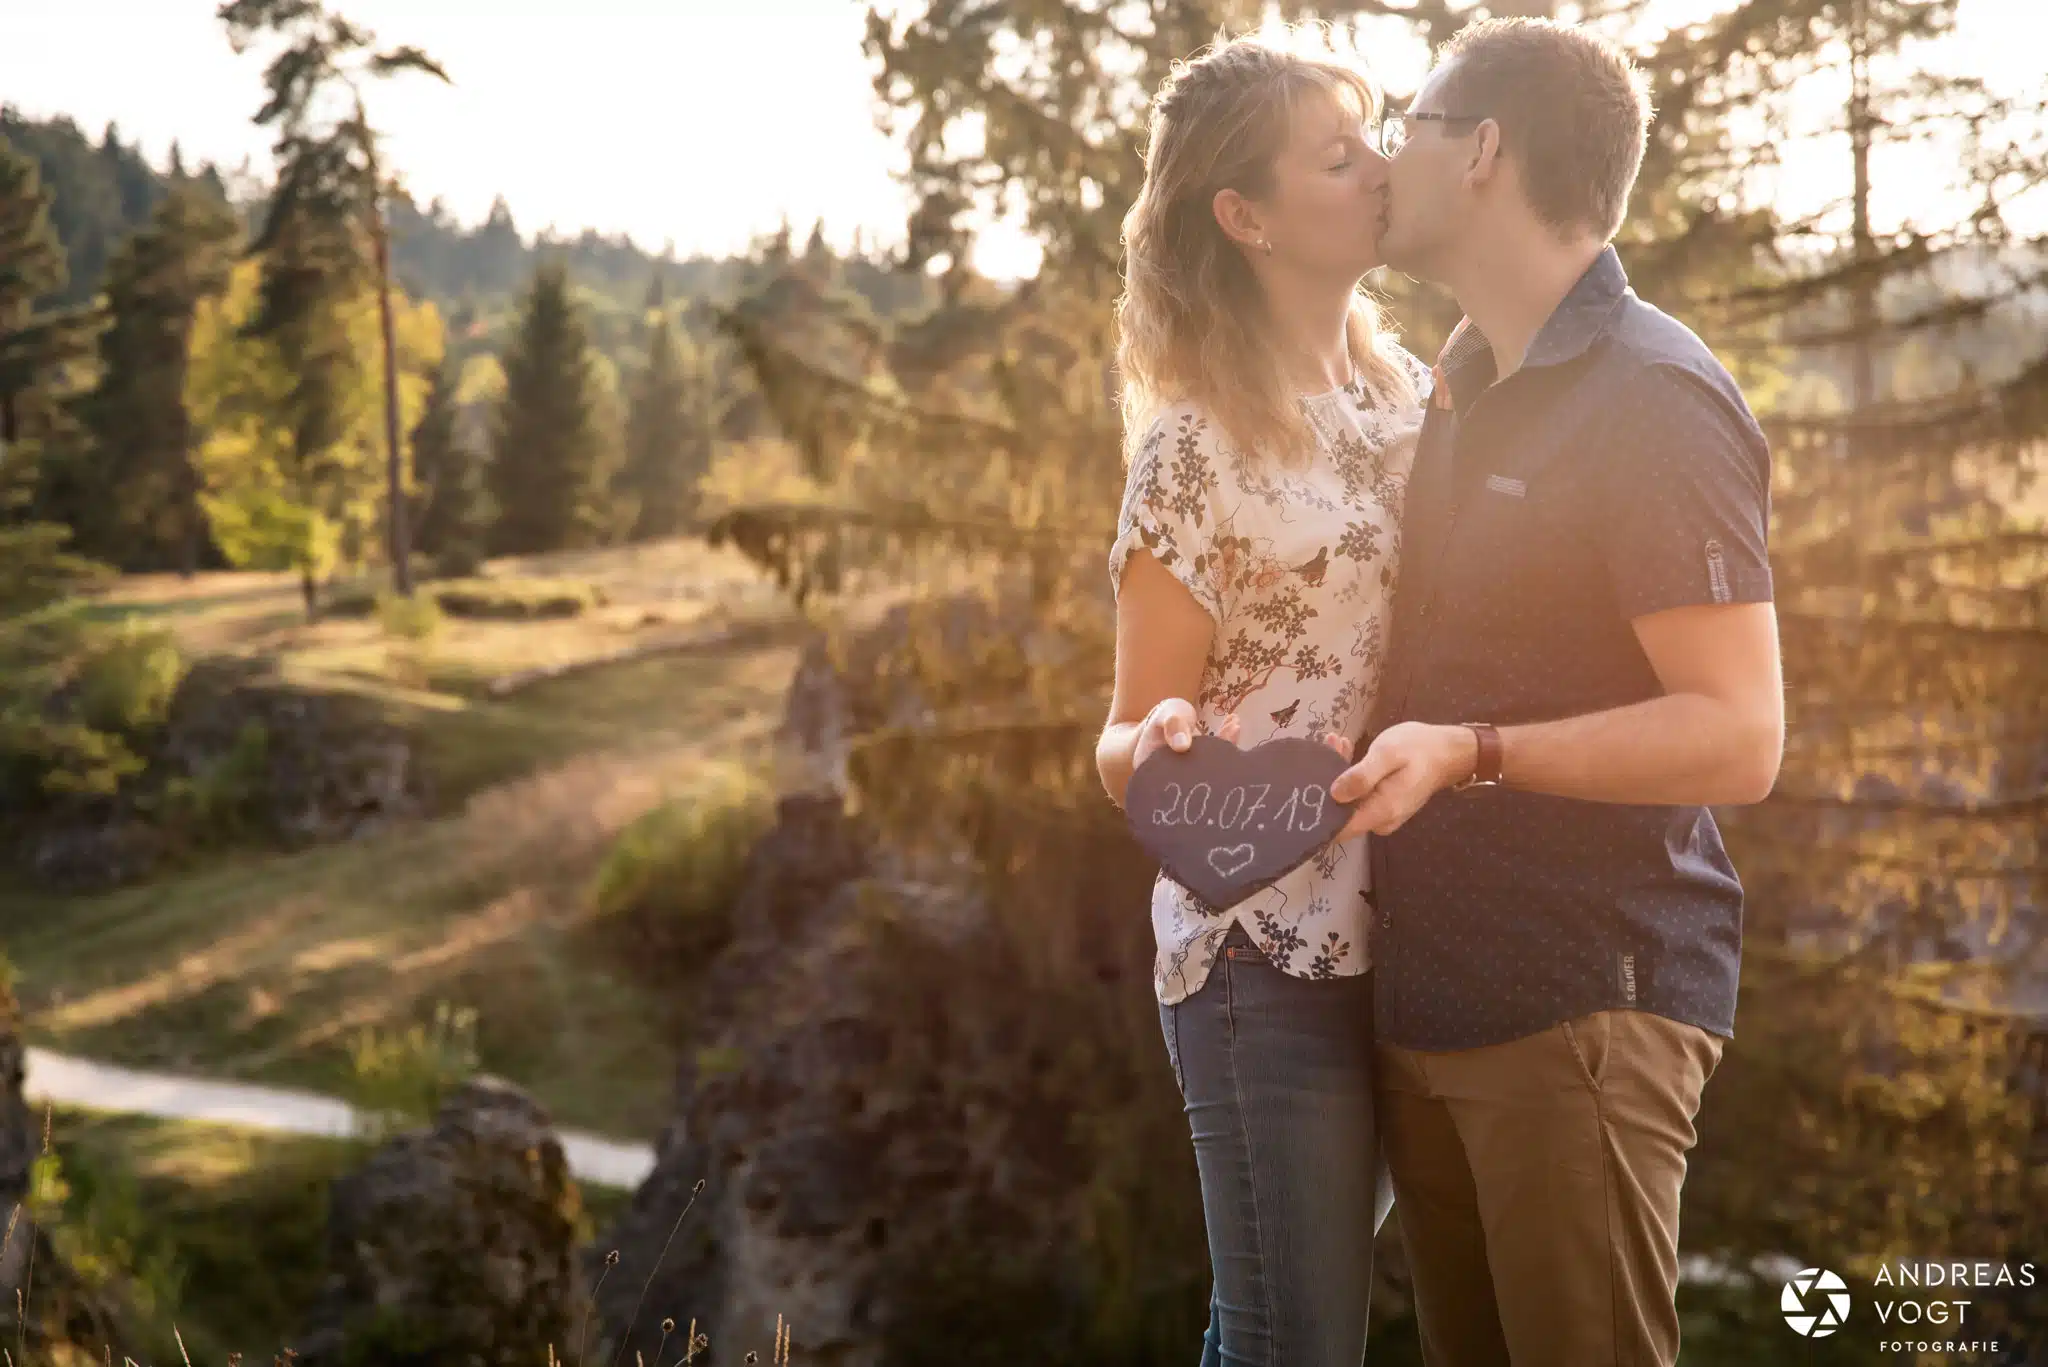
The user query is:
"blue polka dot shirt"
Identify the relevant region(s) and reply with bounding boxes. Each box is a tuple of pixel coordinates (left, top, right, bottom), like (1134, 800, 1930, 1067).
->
(1365, 245, 1774, 1052)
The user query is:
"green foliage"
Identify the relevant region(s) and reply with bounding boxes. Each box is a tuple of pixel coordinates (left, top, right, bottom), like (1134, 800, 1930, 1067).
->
(375, 585, 445, 640)
(323, 574, 600, 620)
(60, 181, 240, 573)
(0, 520, 115, 616)
(0, 132, 71, 327)
(45, 1108, 361, 1362)
(153, 717, 271, 846)
(201, 480, 343, 579)
(589, 764, 777, 966)
(342, 999, 481, 1139)
(434, 576, 599, 619)
(217, 0, 452, 595)
(408, 355, 492, 576)
(184, 254, 443, 607)
(0, 130, 99, 487)
(0, 577, 182, 803)
(72, 617, 185, 735)
(618, 298, 717, 541)
(488, 258, 617, 554)
(30, 1143, 187, 1332)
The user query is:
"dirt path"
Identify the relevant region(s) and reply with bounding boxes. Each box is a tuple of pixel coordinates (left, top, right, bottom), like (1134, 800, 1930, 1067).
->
(21, 1046, 657, 1189)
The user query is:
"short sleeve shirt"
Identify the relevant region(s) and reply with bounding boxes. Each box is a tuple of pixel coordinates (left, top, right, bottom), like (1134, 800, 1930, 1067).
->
(1365, 246, 1775, 1051)
(1110, 345, 1433, 1005)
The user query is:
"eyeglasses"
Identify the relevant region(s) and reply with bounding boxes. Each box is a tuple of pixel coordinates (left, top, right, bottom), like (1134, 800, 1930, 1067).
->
(1378, 111, 1488, 156)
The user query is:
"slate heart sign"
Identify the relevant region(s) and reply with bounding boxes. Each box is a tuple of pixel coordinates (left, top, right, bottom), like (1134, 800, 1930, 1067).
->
(1124, 734, 1355, 910)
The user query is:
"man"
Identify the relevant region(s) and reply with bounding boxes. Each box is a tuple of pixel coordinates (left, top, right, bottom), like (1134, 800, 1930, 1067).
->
(1320, 17, 1784, 1367)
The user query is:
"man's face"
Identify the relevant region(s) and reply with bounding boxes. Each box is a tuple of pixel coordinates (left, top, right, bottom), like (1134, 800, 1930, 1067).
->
(1379, 60, 1480, 281)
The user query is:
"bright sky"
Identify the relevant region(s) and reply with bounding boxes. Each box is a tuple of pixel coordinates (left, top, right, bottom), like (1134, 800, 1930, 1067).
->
(1, 0, 2040, 282)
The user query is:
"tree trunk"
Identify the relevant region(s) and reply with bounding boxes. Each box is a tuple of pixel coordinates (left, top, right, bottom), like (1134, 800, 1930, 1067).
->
(374, 204, 412, 596)
(175, 411, 201, 577)
(1847, 0, 1880, 410)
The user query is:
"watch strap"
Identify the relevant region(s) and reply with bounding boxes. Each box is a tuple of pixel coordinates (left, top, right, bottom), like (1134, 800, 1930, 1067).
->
(1453, 722, 1503, 790)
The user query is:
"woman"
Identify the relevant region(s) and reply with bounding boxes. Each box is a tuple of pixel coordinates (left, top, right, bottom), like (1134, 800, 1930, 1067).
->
(1093, 26, 1430, 1367)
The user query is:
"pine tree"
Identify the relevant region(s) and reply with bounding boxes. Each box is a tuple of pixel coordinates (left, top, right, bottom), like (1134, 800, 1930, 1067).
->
(618, 306, 705, 542)
(67, 183, 239, 572)
(221, 0, 450, 596)
(0, 135, 96, 495)
(0, 138, 133, 814)
(408, 355, 488, 575)
(488, 258, 610, 554)
(241, 163, 369, 613)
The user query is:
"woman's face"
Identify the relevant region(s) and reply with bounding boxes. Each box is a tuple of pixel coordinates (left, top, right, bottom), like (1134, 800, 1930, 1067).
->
(1251, 91, 1391, 279)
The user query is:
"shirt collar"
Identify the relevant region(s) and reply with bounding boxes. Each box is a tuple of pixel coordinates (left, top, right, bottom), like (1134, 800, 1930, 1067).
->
(1430, 245, 1631, 414)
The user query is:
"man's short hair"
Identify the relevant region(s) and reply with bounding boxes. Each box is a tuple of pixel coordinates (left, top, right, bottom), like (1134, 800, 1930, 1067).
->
(1434, 18, 1652, 241)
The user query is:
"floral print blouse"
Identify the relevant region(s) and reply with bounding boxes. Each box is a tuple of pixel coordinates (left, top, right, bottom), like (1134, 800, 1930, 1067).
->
(1109, 346, 1433, 1005)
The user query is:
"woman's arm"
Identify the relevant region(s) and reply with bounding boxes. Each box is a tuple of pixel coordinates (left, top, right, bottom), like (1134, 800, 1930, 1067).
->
(1097, 547, 1227, 810)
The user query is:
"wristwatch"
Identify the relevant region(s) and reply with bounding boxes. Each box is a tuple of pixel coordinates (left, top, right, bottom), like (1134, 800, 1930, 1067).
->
(1449, 722, 1503, 791)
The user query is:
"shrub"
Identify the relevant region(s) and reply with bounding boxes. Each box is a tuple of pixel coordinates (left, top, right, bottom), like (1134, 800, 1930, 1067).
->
(589, 762, 777, 967)
(31, 1143, 188, 1355)
(0, 602, 177, 802)
(318, 582, 380, 617)
(74, 619, 186, 736)
(376, 588, 447, 642)
(432, 577, 602, 620)
(321, 577, 602, 622)
(342, 1000, 482, 1139)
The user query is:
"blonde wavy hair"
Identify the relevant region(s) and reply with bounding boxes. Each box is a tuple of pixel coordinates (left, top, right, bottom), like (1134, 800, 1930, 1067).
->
(1116, 27, 1417, 472)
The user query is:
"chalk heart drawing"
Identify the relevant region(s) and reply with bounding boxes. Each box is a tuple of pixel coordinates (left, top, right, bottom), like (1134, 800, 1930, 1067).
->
(1124, 734, 1356, 909)
(1208, 844, 1255, 877)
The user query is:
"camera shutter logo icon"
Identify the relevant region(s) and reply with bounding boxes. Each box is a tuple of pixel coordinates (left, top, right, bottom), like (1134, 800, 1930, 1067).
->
(1781, 1267, 1851, 1337)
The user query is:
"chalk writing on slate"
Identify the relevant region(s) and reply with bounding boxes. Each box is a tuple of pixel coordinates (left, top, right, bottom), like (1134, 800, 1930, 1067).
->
(1123, 734, 1356, 910)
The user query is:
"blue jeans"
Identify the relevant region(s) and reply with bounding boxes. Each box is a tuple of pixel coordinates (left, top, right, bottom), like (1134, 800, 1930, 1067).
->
(1159, 919, 1396, 1366)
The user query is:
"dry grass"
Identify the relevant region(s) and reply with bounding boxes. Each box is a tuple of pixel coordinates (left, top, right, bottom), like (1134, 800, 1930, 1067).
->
(4, 537, 820, 1139)
(4, 735, 787, 1138)
(86, 538, 788, 677)
(3, 537, 836, 1362)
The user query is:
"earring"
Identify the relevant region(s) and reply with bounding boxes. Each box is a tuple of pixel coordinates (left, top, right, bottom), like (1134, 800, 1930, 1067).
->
(1256, 238, 1273, 255)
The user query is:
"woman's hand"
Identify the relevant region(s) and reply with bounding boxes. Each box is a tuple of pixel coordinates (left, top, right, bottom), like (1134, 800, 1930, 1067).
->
(1133, 701, 1244, 774)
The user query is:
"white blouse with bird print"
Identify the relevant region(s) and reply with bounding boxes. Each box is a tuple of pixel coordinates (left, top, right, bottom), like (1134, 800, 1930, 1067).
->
(1109, 345, 1432, 1006)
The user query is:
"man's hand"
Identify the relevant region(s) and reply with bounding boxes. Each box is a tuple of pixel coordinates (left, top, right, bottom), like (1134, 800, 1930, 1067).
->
(1326, 722, 1478, 840)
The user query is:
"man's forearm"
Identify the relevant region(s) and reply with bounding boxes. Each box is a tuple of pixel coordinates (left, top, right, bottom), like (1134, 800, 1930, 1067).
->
(1495, 691, 1780, 806)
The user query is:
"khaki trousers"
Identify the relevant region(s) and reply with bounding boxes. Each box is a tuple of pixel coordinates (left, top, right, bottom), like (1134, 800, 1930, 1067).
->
(1374, 1008, 1725, 1367)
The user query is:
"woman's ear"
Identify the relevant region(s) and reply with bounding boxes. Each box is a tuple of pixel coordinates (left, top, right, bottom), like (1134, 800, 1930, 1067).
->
(1211, 187, 1267, 253)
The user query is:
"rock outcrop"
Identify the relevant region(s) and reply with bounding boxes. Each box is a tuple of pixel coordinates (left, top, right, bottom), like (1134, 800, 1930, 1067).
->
(292, 1076, 593, 1366)
(22, 656, 425, 891)
(592, 587, 1174, 1365)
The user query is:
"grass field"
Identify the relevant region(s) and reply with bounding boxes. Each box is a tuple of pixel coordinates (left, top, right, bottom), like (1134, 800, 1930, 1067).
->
(2, 537, 813, 1138)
